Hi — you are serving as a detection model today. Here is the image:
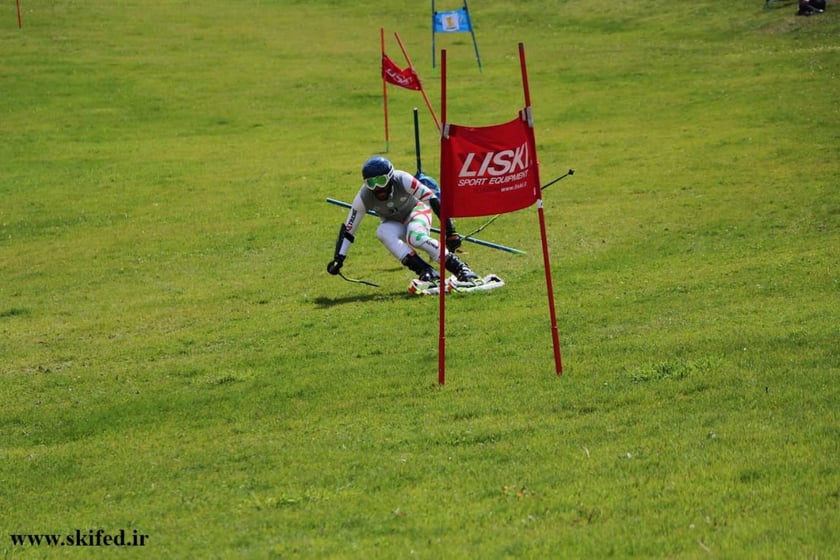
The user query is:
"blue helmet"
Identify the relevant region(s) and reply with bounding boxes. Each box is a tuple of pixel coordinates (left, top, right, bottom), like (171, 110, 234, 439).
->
(362, 156, 394, 180)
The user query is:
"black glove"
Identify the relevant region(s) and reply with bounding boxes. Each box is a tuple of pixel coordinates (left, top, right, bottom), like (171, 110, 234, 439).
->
(444, 218, 462, 252)
(327, 255, 345, 275)
(446, 234, 462, 252)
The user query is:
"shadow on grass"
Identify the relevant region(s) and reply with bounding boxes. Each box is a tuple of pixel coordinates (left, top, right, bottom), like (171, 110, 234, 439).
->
(763, 0, 796, 9)
(0, 308, 30, 318)
(313, 291, 409, 307)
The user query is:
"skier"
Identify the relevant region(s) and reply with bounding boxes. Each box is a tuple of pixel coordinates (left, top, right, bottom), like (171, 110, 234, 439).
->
(327, 156, 479, 285)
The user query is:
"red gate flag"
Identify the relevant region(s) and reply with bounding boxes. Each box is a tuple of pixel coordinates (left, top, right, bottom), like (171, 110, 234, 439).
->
(440, 111, 539, 218)
(382, 54, 421, 90)
(381, 28, 440, 152)
(437, 44, 562, 385)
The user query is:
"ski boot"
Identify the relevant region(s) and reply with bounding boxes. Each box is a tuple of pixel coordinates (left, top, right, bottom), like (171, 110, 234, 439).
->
(402, 252, 439, 282)
(446, 253, 479, 283)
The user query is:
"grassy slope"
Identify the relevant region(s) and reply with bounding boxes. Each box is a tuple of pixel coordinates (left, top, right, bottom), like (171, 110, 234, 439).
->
(1, 1, 838, 557)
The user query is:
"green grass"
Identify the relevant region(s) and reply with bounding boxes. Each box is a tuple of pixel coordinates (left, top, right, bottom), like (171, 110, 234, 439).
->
(1, 0, 838, 557)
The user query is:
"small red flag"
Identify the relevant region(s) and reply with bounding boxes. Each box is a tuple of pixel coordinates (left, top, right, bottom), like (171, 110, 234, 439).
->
(382, 54, 422, 91)
(441, 112, 540, 218)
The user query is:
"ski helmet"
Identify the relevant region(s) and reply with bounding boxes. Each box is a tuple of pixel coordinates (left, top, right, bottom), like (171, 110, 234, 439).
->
(362, 156, 394, 189)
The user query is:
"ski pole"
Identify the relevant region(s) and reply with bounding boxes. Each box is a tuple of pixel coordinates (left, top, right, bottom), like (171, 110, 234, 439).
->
(338, 271, 379, 288)
(541, 169, 575, 191)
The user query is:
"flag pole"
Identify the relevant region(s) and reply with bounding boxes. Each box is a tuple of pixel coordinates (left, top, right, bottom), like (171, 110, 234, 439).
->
(431, 0, 437, 70)
(414, 108, 423, 175)
(381, 28, 390, 153)
(464, 0, 482, 73)
(438, 48, 448, 385)
(17, 0, 23, 29)
(395, 32, 441, 132)
(519, 42, 562, 374)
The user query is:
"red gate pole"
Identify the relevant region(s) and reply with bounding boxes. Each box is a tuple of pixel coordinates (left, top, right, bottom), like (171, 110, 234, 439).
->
(438, 49, 448, 385)
(381, 28, 390, 152)
(519, 43, 562, 374)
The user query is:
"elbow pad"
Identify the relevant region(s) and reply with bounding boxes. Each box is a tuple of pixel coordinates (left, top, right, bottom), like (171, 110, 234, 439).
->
(333, 223, 355, 258)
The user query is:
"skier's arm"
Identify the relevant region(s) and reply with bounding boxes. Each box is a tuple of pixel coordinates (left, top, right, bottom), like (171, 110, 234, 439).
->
(418, 182, 461, 253)
(327, 193, 366, 275)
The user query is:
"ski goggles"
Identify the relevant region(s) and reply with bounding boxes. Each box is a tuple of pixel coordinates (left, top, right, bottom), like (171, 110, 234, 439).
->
(364, 172, 392, 190)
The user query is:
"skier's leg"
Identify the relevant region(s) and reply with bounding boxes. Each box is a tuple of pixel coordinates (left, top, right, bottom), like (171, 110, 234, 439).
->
(406, 205, 478, 282)
(377, 220, 437, 280)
